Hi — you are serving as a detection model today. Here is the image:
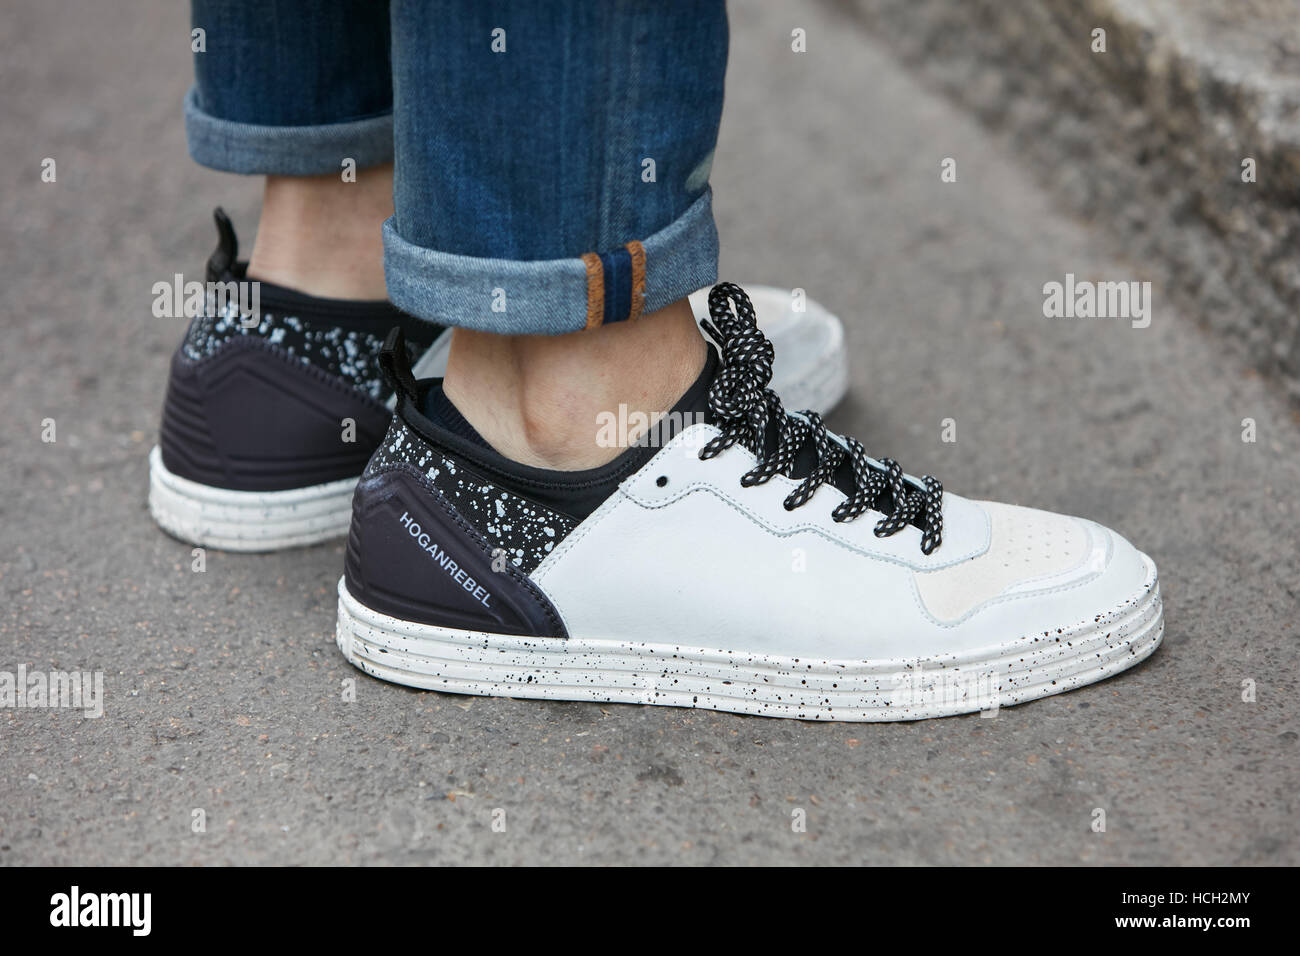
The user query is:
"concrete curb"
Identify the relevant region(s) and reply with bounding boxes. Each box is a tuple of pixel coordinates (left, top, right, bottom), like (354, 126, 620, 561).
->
(848, 0, 1300, 403)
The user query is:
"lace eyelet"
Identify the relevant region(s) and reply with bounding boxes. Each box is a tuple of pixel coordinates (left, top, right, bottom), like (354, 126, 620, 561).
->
(655, 475, 668, 487)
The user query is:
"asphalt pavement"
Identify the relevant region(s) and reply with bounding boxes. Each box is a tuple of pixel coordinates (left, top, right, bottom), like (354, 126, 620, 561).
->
(1, 0, 1296, 865)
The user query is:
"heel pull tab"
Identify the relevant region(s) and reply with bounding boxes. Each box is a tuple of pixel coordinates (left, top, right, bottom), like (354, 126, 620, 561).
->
(206, 207, 239, 281)
(380, 327, 420, 406)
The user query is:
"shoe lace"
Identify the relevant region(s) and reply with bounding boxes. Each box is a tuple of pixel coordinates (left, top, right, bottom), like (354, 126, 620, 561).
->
(698, 282, 945, 555)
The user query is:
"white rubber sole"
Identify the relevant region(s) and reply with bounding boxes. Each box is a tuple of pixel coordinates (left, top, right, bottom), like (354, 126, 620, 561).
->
(148, 445, 356, 552)
(335, 558, 1163, 722)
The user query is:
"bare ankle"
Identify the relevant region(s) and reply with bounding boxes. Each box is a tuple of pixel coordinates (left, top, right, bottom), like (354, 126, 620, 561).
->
(247, 164, 393, 300)
(443, 298, 706, 470)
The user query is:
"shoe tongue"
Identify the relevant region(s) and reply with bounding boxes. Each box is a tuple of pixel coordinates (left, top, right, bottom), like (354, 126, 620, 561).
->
(682, 343, 721, 417)
(761, 412, 858, 496)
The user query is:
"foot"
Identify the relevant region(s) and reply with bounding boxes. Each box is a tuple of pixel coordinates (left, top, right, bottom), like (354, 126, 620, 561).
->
(335, 283, 1163, 721)
(148, 209, 449, 552)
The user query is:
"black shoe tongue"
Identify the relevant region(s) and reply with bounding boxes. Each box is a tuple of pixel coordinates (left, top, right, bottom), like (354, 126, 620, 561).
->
(766, 414, 860, 499)
(680, 343, 721, 417)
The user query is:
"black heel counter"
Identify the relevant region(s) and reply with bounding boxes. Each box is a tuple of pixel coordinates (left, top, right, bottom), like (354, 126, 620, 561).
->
(158, 338, 390, 490)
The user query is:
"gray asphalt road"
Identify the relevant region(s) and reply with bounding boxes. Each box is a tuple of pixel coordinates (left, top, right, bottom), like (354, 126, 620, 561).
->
(2, 0, 1296, 865)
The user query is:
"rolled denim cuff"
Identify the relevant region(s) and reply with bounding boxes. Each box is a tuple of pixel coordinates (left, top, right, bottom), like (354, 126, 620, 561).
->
(383, 190, 719, 335)
(184, 86, 394, 176)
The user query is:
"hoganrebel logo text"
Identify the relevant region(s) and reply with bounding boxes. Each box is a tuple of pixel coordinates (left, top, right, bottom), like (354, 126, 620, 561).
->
(50, 886, 151, 936)
(399, 512, 493, 607)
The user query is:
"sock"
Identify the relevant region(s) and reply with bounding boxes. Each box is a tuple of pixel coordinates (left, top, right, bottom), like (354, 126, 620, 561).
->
(423, 384, 493, 450)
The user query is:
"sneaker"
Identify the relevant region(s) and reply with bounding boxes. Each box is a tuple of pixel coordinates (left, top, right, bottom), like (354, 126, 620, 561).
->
(148, 209, 448, 551)
(334, 283, 1163, 721)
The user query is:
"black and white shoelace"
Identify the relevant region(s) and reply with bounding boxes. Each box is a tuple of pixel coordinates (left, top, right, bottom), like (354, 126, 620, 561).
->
(698, 282, 945, 555)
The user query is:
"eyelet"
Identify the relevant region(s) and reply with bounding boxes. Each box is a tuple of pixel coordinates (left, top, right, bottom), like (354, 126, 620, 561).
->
(655, 475, 668, 487)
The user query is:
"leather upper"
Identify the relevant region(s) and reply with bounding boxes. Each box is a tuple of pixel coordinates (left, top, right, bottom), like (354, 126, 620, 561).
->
(529, 424, 1154, 661)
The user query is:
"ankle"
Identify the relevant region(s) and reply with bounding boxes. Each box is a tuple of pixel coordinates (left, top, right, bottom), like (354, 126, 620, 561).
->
(443, 298, 706, 470)
(246, 164, 393, 300)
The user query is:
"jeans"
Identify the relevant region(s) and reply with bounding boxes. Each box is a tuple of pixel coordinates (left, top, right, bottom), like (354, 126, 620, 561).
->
(186, 0, 727, 335)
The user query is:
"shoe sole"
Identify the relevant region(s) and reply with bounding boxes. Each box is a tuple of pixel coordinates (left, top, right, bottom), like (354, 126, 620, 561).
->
(148, 445, 355, 552)
(334, 557, 1163, 722)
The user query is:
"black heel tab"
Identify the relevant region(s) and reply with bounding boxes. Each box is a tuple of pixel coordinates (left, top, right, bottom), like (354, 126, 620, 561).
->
(206, 207, 239, 281)
(380, 327, 420, 406)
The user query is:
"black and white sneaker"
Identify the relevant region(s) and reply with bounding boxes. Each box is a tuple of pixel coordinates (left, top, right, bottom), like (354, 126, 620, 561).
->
(148, 209, 449, 551)
(335, 283, 1163, 721)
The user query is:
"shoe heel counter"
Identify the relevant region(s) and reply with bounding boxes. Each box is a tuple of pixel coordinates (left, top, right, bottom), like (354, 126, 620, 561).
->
(344, 464, 567, 638)
(159, 338, 390, 490)
(158, 344, 223, 479)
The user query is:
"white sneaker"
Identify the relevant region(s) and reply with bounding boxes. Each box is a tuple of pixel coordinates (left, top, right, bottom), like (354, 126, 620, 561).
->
(336, 284, 1162, 721)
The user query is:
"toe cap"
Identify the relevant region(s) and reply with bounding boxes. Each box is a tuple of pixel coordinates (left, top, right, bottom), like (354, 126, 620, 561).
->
(914, 501, 1156, 633)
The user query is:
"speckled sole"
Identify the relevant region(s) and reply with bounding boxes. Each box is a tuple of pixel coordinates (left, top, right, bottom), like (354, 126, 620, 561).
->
(148, 445, 356, 552)
(335, 559, 1162, 721)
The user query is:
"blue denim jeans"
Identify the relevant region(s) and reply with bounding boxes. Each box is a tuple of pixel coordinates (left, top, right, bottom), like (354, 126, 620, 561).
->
(187, 0, 726, 335)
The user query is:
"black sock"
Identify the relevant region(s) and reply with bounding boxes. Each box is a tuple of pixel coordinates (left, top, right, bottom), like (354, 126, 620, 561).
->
(423, 384, 493, 450)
